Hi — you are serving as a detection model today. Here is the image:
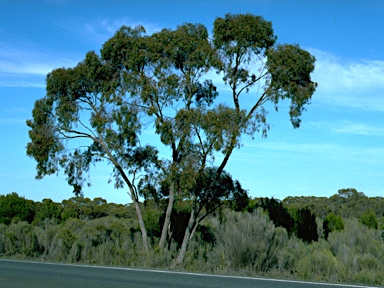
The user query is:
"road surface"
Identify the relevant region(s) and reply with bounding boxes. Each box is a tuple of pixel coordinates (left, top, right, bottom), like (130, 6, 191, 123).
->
(0, 259, 377, 288)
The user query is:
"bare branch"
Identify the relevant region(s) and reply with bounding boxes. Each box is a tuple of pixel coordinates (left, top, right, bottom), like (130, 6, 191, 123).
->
(236, 71, 268, 98)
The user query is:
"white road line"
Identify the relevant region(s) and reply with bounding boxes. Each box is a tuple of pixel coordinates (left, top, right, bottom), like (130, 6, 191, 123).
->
(0, 259, 377, 288)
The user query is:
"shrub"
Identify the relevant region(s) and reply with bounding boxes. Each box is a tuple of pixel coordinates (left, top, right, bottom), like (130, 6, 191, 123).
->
(359, 210, 378, 229)
(207, 209, 288, 273)
(323, 212, 344, 239)
(296, 207, 318, 243)
(33, 198, 63, 224)
(0, 223, 6, 254)
(258, 198, 295, 235)
(0, 193, 34, 224)
(295, 240, 340, 282)
(327, 219, 384, 285)
(4, 221, 40, 257)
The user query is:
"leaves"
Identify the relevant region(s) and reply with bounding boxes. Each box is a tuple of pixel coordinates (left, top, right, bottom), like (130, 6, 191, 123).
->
(266, 44, 317, 127)
(27, 13, 318, 257)
(213, 13, 276, 57)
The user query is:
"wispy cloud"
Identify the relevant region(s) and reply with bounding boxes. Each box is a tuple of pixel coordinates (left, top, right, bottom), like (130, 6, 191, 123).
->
(309, 48, 384, 111)
(310, 120, 384, 137)
(0, 118, 25, 125)
(2, 107, 27, 114)
(0, 42, 80, 87)
(240, 140, 384, 167)
(332, 122, 384, 136)
(61, 18, 163, 46)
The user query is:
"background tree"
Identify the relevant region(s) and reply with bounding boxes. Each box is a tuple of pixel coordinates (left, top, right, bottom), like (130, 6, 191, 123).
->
(0, 192, 34, 225)
(296, 207, 318, 243)
(258, 198, 295, 235)
(359, 210, 378, 230)
(33, 198, 63, 224)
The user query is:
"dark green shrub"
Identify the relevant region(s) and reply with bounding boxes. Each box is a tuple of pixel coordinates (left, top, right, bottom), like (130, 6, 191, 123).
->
(33, 198, 63, 224)
(259, 198, 295, 234)
(359, 210, 378, 229)
(296, 207, 318, 243)
(0, 193, 34, 224)
(323, 212, 344, 239)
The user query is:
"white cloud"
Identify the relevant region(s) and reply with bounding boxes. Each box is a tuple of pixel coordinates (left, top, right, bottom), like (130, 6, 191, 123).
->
(61, 18, 163, 46)
(309, 48, 384, 111)
(0, 118, 25, 124)
(246, 141, 341, 155)
(0, 42, 80, 87)
(332, 122, 384, 136)
(239, 139, 384, 167)
(309, 120, 384, 137)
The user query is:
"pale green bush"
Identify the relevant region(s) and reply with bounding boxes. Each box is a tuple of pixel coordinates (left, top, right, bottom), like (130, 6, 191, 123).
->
(276, 235, 306, 272)
(0, 223, 6, 254)
(295, 240, 340, 282)
(4, 221, 39, 257)
(1, 210, 383, 285)
(207, 209, 288, 273)
(327, 219, 384, 285)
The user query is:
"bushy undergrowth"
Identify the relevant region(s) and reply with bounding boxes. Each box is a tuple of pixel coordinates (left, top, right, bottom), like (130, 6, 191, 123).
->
(1, 209, 383, 286)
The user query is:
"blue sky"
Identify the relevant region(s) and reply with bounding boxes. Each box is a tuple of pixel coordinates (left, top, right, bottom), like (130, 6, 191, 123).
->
(1, 0, 384, 203)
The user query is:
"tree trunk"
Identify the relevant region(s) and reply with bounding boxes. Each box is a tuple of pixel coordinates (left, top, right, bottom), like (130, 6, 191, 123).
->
(159, 183, 174, 252)
(99, 141, 150, 252)
(174, 207, 196, 266)
(132, 196, 149, 252)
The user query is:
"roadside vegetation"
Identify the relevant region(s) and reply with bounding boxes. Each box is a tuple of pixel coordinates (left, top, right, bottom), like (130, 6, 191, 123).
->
(26, 12, 317, 265)
(9, 12, 383, 286)
(1, 188, 383, 286)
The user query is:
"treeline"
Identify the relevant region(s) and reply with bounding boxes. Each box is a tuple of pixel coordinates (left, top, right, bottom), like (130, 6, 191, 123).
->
(0, 189, 383, 286)
(283, 188, 384, 219)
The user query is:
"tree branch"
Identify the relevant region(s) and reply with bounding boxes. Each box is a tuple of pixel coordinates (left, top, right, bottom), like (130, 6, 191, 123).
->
(236, 71, 268, 98)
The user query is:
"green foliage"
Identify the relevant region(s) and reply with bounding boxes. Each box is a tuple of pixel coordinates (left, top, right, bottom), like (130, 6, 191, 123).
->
(257, 198, 295, 234)
(142, 202, 162, 239)
(0, 224, 5, 255)
(0, 193, 34, 225)
(294, 207, 318, 243)
(1, 198, 383, 286)
(213, 13, 276, 57)
(193, 168, 249, 216)
(323, 212, 344, 239)
(4, 221, 40, 257)
(33, 198, 63, 224)
(359, 210, 378, 229)
(295, 240, 339, 281)
(266, 44, 317, 128)
(207, 209, 288, 272)
(327, 219, 384, 285)
(283, 188, 383, 219)
(27, 13, 317, 258)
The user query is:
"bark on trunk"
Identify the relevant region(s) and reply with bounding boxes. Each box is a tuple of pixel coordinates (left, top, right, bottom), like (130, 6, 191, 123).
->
(132, 197, 149, 252)
(174, 207, 196, 266)
(99, 137, 150, 252)
(159, 183, 174, 252)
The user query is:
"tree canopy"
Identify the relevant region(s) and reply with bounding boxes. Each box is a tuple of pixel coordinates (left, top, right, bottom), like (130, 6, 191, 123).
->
(27, 13, 317, 262)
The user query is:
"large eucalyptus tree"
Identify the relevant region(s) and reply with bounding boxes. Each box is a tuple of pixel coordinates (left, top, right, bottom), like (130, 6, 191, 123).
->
(27, 13, 317, 261)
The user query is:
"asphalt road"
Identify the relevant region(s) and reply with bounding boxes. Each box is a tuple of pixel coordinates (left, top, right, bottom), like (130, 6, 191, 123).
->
(0, 259, 377, 288)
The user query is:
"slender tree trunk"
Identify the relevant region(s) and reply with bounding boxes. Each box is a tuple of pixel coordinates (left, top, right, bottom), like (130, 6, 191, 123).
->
(99, 137, 150, 252)
(159, 183, 174, 252)
(174, 207, 196, 266)
(132, 195, 149, 252)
